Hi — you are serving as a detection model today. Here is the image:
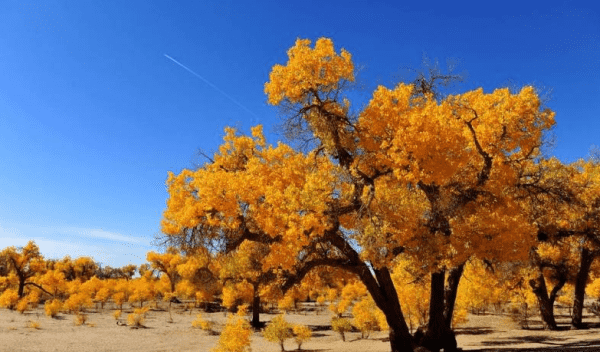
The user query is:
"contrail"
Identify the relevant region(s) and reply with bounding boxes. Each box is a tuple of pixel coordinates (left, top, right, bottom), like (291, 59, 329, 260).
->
(164, 54, 258, 118)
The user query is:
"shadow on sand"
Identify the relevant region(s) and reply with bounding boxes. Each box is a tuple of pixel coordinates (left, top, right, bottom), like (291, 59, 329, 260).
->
(469, 339, 600, 351)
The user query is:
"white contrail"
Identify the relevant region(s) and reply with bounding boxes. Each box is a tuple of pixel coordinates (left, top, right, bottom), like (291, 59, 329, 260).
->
(164, 54, 258, 118)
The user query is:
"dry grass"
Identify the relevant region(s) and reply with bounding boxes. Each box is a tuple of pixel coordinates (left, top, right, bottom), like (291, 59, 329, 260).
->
(26, 320, 41, 329)
(74, 313, 88, 326)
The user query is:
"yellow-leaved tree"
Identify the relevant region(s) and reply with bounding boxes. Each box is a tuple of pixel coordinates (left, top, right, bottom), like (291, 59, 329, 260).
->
(160, 38, 556, 352)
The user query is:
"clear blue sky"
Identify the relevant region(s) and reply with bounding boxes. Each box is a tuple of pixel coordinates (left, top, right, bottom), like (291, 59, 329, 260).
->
(1, 1, 598, 268)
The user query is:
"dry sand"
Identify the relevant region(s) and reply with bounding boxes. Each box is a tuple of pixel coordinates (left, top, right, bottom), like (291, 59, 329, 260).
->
(2, 303, 600, 352)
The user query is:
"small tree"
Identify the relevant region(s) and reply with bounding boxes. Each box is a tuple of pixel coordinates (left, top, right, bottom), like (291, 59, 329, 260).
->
(211, 312, 252, 352)
(264, 315, 293, 351)
(331, 317, 353, 342)
(292, 324, 312, 350)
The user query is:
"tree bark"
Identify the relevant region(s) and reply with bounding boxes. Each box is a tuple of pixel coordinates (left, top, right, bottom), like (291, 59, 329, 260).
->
(17, 274, 25, 298)
(572, 248, 595, 329)
(529, 271, 565, 330)
(418, 270, 458, 352)
(444, 263, 465, 329)
(251, 282, 261, 328)
(365, 267, 415, 352)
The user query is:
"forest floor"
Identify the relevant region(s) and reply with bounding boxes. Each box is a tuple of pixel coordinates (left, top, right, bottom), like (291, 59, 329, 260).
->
(1, 303, 600, 352)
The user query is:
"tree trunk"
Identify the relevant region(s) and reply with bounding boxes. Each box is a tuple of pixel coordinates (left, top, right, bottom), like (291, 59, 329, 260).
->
(364, 267, 415, 352)
(444, 263, 465, 329)
(251, 283, 261, 328)
(529, 271, 565, 330)
(418, 270, 459, 352)
(17, 275, 25, 298)
(572, 248, 595, 329)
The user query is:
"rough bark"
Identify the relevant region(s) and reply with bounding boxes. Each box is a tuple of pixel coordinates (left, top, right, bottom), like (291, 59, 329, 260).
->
(572, 248, 595, 328)
(444, 263, 465, 329)
(251, 282, 261, 328)
(529, 271, 565, 330)
(418, 270, 458, 352)
(367, 267, 415, 352)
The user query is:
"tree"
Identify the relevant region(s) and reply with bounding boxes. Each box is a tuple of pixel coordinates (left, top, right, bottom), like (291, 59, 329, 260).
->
(0, 241, 47, 297)
(161, 38, 555, 352)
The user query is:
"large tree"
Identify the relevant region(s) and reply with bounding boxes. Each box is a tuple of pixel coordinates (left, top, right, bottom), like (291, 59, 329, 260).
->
(161, 38, 555, 352)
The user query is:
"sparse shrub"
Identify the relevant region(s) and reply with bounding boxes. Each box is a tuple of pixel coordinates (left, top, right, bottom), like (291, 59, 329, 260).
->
(74, 313, 88, 326)
(292, 324, 312, 350)
(211, 313, 252, 352)
(16, 298, 30, 314)
(26, 320, 41, 329)
(263, 314, 293, 351)
(127, 306, 149, 328)
(112, 309, 122, 320)
(192, 313, 214, 333)
(45, 299, 63, 318)
(331, 317, 353, 342)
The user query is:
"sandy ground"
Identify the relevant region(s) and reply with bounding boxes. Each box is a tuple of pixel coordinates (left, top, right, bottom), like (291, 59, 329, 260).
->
(2, 303, 600, 352)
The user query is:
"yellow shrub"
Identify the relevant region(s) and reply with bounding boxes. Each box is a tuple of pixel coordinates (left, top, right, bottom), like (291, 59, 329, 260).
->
(44, 299, 62, 318)
(16, 299, 30, 314)
(331, 317, 352, 342)
(351, 298, 379, 338)
(0, 289, 20, 310)
(127, 306, 149, 327)
(192, 313, 214, 331)
(292, 324, 312, 350)
(74, 313, 88, 326)
(112, 309, 122, 320)
(263, 315, 292, 351)
(211, 314, 252, 352)
(26, 320, 41, 329)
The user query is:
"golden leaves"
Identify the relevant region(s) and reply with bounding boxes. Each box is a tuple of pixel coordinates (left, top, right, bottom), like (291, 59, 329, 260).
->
(265, 38, 354, 105)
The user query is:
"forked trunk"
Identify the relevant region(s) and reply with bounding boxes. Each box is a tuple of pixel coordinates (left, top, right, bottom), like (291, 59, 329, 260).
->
(529, 271, 565, 330)
(419, 270, 459, 352)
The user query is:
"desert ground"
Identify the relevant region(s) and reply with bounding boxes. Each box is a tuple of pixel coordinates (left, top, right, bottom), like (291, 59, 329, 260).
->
(2, 303, 600, 352)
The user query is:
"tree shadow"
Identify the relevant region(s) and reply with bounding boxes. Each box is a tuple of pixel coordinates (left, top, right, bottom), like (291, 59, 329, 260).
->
(455, 327, 495, 335)
(479, 335, 569, 347)
(308, 324, 332, 331)
(469, 339, 600, 352)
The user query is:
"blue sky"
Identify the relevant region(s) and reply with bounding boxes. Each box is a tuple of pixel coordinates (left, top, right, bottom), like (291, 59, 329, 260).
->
(1, 1, 598, 268)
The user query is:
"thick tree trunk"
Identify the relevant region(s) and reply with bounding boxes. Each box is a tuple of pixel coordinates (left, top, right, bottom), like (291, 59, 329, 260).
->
(251, 283, 261, 328)
(364, 267, 414, 352)
(444, 263, 465, 329)
(572, 248, 595, 329)
(529, 271, 565, 330)
(418, 270, 458, 352)
(17, 275, 25, 298)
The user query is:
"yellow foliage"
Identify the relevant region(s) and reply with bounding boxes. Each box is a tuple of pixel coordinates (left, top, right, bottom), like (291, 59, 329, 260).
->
(211, 314, 252, 352)
(74, 312, 88, 326)
(112, 309, 122, 320)
(63, 292, 93, 313)
(264, 37, 354, 106)
(331, 317, 353, 342)
(292, 324, 312, 350)
(0, 289, 20, 310)
(26, 320, 41, 329)
(44, 299, 62, 318)
(127, 306, 149, 327)
(16, 298, 29, 314)
(264, 314, 293, 351)
(351, 297, 381, 338)
(192, 313, 214, 331)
